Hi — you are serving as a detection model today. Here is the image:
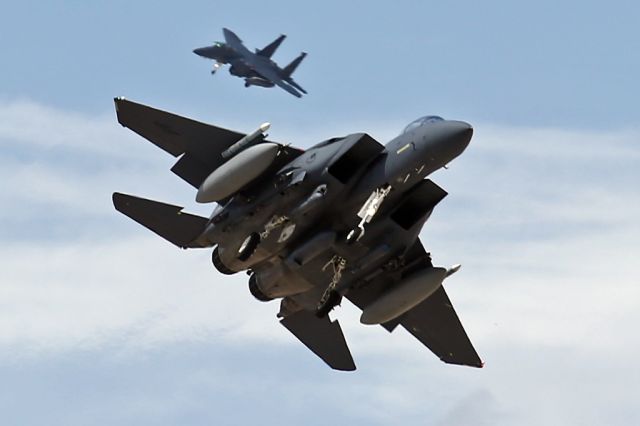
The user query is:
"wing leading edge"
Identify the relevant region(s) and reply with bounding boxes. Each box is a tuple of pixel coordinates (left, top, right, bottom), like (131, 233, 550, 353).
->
(114, 97, 243, 187)
(114, 98, 304, 189)
(348, 239, 483, 368)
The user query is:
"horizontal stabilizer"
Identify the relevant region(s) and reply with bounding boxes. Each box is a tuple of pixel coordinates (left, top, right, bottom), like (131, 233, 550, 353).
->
(280, 310, 356, 371)
(113, 192, 210, 248)
(288, 79, 307, 95)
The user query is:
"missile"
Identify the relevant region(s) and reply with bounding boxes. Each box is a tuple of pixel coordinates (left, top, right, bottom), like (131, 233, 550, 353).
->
(360, 267, 447, 325)
(196, 142, 280, 203)
(446, 263, 461, 277)
(221, 122, 271, 159)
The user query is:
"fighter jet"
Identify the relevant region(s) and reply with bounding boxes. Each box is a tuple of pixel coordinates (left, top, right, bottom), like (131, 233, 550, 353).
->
(193, 28, 307, 98)
(112, 97, 483, 371)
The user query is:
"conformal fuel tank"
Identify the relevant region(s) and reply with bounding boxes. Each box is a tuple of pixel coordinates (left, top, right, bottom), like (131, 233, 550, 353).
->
(196, 143, 280, 203)
(360, 267, 447, 325)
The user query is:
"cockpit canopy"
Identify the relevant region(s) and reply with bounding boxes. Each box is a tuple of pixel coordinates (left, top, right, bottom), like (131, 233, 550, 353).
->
(402, 116, 444, 134)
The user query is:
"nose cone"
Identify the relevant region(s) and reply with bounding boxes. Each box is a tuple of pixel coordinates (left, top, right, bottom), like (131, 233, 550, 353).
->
(423, 120, 473, 164)
(441, 120, 473, 152)
(193, 47, 205, 56)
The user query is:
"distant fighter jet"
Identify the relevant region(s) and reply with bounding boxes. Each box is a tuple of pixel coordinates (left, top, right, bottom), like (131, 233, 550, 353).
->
(112, 98, 483, 371)
(193, 28, 307, 98)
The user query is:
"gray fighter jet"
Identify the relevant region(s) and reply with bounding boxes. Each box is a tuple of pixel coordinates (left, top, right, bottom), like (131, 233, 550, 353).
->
(112, 98, 483, 371)
(193, 28, 307, 97)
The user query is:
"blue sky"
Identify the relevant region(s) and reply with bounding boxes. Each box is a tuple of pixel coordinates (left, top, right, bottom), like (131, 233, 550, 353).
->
(3, 0, 640, 128)
(1, 1, 639, 425)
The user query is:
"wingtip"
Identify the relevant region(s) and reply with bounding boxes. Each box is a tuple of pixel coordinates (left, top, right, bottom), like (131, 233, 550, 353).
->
(333, 363, 357, 372)
(445, 264, 461, 278)
(440, 355, 485, 369)
(113, 96, 129, 120)
(112, 192, 127, 210)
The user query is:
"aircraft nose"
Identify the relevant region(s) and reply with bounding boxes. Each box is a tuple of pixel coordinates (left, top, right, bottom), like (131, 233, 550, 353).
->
(193, 46, 216, 58)
(444, 120, 473, 153)
(422, 120, 473, 165)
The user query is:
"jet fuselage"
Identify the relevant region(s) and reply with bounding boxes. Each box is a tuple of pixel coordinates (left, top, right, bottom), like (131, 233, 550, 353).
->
(205, 117, 472, 309)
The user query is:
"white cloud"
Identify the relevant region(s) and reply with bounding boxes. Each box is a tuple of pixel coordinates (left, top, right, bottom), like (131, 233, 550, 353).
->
(0, 238, 288, 355)
(0, 98, 126, 155)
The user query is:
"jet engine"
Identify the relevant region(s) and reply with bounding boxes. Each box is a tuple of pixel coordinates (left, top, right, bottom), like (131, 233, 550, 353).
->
(249, 264, 313, 301)
(229, 63, 251, 76)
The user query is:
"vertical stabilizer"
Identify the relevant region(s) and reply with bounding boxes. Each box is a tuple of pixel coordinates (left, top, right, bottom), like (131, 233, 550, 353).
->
(283, 52, 307, 77)
(256, 34, 286, 58)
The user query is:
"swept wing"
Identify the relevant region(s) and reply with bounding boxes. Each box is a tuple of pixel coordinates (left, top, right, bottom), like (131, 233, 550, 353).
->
(347, 239, 483, 368)
(250, 62, 303, 98)
(114, 97, 304, 188)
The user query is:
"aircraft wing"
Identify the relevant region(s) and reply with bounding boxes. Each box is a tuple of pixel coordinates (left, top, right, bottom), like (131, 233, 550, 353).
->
(398, 285, 483, 367)
(252, 64, 303, 98)
(271, 76, 303, 98)
(256, 66, 302, 98)
(222, 28, 251, 56)
(114, 97, 304, 188)
(346, 239, 483, 368)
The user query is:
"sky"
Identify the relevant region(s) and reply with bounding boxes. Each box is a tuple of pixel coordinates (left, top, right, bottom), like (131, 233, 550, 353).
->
(1, 1, 639, 425)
